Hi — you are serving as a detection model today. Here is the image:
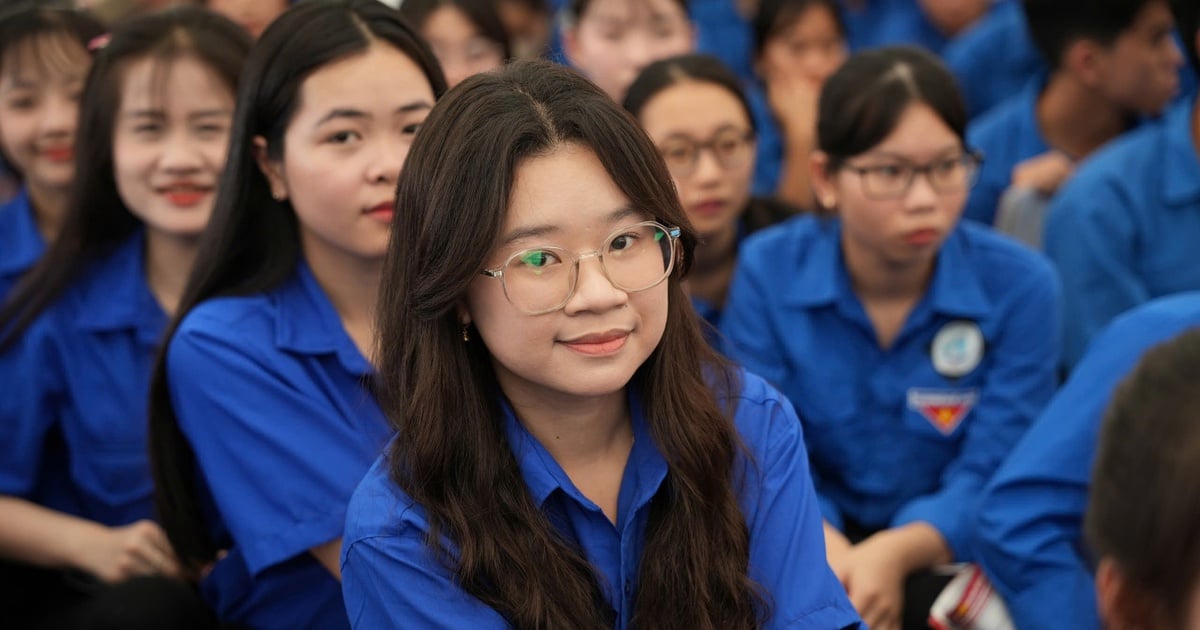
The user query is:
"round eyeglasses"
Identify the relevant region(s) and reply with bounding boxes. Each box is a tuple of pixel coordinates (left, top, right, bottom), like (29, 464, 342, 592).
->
(841, 152, 983, 200)
(658, 128, 755, 179)
(481, 221, 681, 315)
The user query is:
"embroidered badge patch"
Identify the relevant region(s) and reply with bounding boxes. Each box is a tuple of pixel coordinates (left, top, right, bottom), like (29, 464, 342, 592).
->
(907, 388, 979, 435)
(931, 320, 984, 378)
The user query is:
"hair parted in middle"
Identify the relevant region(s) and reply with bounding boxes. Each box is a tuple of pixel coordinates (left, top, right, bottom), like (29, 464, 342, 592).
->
(377, 58, 766, 629)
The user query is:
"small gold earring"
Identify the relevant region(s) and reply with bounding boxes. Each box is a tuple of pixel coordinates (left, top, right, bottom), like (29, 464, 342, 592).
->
(461, 324, 470, 343)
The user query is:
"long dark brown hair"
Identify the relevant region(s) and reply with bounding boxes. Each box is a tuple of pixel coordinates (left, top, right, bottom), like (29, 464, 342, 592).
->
(378, 59, 765, 629)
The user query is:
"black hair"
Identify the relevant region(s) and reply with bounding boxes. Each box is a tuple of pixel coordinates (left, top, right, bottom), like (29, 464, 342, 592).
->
(399, 0, 512, 60)
(0, 7, 250, 347)
(623, 53, 756, 134)
(148, 0, 447, 570)
(1171, 0, 1199, 76)
(1023, 0, 1160, 71)
(565, 0, 690, 22)
(1087, 326, 1200, 628)
(0, 6, 105, 177)
(752, 0, 844, 59)
(816, 46, 967, 171)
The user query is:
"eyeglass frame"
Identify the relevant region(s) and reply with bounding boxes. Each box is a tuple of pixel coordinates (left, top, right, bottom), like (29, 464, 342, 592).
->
(837, 150, 984, 200)
(479, 220, 683, 315)
(658, 129, 756, 179)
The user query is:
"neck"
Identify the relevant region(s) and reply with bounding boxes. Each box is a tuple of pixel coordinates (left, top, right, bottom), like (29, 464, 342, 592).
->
(505, 384, 633, 467)
(1038, 74, 1131, 159)
(144, 231, 200, 316)
(301, 235, 382, 362)
(25, 183, 71, 243)
(841, 233, 933, 300)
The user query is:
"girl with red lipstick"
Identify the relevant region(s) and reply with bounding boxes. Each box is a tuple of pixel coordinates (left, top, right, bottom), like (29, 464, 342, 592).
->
(0, 8, 249, 627)
(339, 60, 862, 630)
(722, 47, 1061, 630)
(625, 53, 795, 338)
(147, 2, 446, 627)
(0, 8, 103, 301)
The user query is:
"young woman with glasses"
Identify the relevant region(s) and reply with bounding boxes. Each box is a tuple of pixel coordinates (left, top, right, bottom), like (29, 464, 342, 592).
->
(339, 59, 863, 630)
(721, 46, 1061, 630)
(624, 54, 796, 337)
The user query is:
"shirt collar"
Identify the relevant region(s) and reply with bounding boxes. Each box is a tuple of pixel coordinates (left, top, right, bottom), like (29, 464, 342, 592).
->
(783, 218, 841, 308)
(273, 259, 372, 376)
(926, 226, 992, 319)
(0, 188, 45, 275)
(75, 232, 165, 343)
(1162, 95, 1200, 207)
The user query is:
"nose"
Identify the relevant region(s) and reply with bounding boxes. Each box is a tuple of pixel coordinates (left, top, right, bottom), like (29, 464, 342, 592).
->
(690, 146, 723, 187)
(904, 169, 940, 212)
(159, 129, 205, 172)
(38, 92, 77, 138)
(561, 254, 629, 316)
(365, 136, 407, 185)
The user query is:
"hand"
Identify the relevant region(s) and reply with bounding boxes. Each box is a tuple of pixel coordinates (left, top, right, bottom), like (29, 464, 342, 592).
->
(1011, 151, 1074, 196)
(77, 520, 183, 584)
(764, 71, 821, 143)
(840, 534, 909, 630)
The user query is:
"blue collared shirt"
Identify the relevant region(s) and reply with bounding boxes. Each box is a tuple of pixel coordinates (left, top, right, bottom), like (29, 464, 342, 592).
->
(0, 188, 44, 300)
(0, 233, 162, 524)
(1045, 96, 1200, 370)
(839, 0, 948, 53)
(973, 292, 1200, 630)
(341, 370, 862, 629)
(964, 80, 1051, 225)
(943, 2, 1043, 119)
(721, 216, 1060, 560)
(167, 262, 390, 630)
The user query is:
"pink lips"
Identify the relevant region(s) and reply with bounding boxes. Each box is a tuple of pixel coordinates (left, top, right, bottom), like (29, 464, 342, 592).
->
(365, 202, 394, 222)
(561, 330, 630, 356)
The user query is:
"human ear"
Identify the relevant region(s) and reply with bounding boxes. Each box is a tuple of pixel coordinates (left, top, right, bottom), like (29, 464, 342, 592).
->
(253, 136, 288, 201)
(809, 151, 838, 211)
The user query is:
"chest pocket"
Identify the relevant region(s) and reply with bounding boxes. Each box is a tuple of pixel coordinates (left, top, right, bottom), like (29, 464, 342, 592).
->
(73, 446, 154, 518)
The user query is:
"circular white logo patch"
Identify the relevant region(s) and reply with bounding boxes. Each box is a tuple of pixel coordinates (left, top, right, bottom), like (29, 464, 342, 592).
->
(931, 320, 984, 378)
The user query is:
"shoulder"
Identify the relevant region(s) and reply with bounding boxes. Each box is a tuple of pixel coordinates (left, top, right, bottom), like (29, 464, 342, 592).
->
(967, 90, 1030, 146)
(956, 222, 1056, 289)
(174, 292, 278, 350)
(739, 214, 826, 267)
(344, 453, 427, 548)
(1093, 292, 1200, 353)
(1055, 123, 1164, 204)
(719, 368, 803, 458)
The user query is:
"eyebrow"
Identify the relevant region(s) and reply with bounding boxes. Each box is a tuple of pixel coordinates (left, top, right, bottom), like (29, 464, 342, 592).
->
(124, 108, 231, 120)
(861, 146, 964, 162)
(314, 100, 433, 126)
(3, 74, 86, 90)
(500, 205, 643, 247)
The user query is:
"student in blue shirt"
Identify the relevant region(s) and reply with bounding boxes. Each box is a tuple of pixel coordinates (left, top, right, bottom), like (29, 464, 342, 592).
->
(751, 0, 848, 205)
(838, 0, 986, 54)
(0, 8, 102, 301)
(973, 292, 1200, 630)
(1044, 0, 1200, 370)
(1086, 326, 1200, 630)
(399, 0, 509, 88)
(340, 59, 862, 630)
(624, 54, 796, 336)
(942, 0, 1043, 119)
(964, 0, 1183, 227)
(147, 3, 446, 628)
(0, 8, 249, 628)
(722, 46, 1060, 630)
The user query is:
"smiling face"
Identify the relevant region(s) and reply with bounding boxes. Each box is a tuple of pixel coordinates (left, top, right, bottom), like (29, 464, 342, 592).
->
(112, 54, 235, 240)
(465, 142, 669, 409)
(815, 102, 968, 269)
(638, 79, 754, 240)
(0, 34, 90, 198)
(258, 43, 435, 265)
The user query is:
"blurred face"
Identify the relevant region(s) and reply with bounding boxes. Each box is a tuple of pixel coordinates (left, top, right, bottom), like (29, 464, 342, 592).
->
(639, 80, 754, 240)
(815, 103, 970, 269)
(497, 0, 550, 59)
(112, 55, 234, 240)
(0, 36, 90, 197)
(758, 4, 847, 85)
(465, 143, 670, 408)
(1092, 1, 1183, 116)
(563, 0, 694, 101)
(423, 5, 505, 88)
(206, 0, 289, 39)
(259, 44, 434, 264)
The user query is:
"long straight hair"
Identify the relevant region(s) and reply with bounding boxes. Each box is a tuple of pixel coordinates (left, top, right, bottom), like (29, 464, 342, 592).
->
(0, 7, 250, 347)
(379, 59, 764, 629)
(147, 0, 447, 569)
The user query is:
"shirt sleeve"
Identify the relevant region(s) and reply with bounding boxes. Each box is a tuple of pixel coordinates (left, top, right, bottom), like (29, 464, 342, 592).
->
(1044, 171, 1147, 369)
(0, 318, 59, 497)
(739, 385, 863, 630)
(721, 242, 792, 390)
(166, 320, 380, 577)
(341, 533, 509, 629)
(891, 260, 1061, 561)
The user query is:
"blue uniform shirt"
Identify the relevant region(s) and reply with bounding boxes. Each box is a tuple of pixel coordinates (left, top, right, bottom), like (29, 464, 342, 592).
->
(721, 217, 1060, 560)
(1044, 96, 1200, 370)
(839, 0, 947, 53)
(964, 80, 1051, 225)
(943, 2, 1043, 120)
(693, 0, 755, 83)
(0, 233, 162, 524)
(0, 188, 44, 300)
(973, 292, 1200, 630)
(167, 261, 390, 630)
(341, 370, 863, 629)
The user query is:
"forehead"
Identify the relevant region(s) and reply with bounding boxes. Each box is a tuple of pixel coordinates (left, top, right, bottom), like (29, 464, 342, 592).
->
(773, 3, 840, 39)
(425, 5, 481, 39)
(861, 102, 961, 159)
(0, 34, 89, 86)
(582, 0, 687, 23)
(639, 80, 749, 139)
(118, 54, 234, 112)
(291, 44, 433, 121)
